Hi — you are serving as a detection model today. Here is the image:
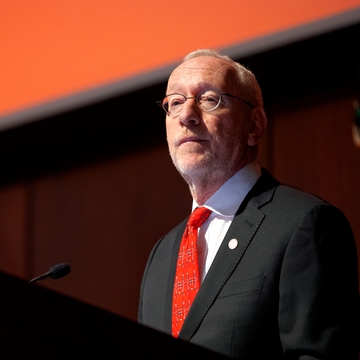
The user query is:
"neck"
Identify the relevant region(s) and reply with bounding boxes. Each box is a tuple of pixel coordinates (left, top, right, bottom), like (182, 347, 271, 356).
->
(179, 150, 257, 205)
(182, 168, 234, 205)
(188, 182, 222, 206)
(181, 158, 254, 205)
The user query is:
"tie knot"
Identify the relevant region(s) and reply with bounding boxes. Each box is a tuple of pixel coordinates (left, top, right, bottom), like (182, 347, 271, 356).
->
(187, 207, 212, 229)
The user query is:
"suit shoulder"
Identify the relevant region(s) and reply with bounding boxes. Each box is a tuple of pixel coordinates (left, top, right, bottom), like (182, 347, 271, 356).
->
(267, 184, 352, 228)
(276, 184, 327, 205)
(258, 182, 340, 221)
(255, 169, 328, 211)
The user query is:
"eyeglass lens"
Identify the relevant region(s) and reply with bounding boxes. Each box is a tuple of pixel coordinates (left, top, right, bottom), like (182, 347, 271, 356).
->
(163, 89, 222, 115)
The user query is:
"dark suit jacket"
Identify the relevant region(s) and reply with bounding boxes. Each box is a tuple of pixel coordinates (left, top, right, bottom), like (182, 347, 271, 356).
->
(138, 170, 359, 359)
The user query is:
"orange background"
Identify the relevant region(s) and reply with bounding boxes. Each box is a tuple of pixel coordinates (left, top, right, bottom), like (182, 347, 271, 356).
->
(1, 0, 360, 117)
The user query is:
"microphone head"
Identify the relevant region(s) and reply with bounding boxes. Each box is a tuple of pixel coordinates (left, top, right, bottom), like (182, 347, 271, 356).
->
(49, 263, 71, 279)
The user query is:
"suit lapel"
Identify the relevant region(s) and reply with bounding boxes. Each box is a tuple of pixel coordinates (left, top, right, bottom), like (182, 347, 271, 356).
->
(178, 170, 279, 341)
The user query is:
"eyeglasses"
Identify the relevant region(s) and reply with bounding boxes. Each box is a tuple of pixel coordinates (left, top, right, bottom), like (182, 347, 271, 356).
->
(156, 89, 255, 116)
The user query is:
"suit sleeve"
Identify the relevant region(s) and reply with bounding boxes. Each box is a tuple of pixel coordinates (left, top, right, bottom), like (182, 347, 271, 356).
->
(138, 238, 163, 324)
(278, 203, 359, 359)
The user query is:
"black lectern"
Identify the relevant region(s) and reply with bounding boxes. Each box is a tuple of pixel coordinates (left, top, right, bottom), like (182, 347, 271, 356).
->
(0, 271, 228, 359)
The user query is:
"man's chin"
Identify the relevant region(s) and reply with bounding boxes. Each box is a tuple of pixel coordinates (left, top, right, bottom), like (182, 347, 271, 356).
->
(174, 161, 208, 178)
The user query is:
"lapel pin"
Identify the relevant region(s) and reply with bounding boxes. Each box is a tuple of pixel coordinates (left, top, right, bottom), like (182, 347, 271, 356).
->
(228, 238, 238, 250)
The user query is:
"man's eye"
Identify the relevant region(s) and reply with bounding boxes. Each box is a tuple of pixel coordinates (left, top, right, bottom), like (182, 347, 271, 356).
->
(171, 100, 182, 107)
(199, 90, 220, 104)
(169, 97, 185, 109)
(203, 96, 217, 103)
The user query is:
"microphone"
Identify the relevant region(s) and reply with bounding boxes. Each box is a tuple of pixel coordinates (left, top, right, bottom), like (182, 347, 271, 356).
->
(29, 263, 71, 283)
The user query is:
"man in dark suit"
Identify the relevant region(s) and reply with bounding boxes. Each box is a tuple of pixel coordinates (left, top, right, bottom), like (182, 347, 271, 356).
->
(138, 49, 359, 359)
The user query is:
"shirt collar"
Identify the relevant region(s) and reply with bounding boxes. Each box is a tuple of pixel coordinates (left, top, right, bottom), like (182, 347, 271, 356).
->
(192, 161, 261, 217)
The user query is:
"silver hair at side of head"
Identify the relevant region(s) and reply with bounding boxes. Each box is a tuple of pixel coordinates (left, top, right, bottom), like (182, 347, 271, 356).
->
(183, 49, 263, 107)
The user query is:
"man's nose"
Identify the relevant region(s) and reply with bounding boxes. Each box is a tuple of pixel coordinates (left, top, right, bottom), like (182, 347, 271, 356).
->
(178, 98, 201, 125)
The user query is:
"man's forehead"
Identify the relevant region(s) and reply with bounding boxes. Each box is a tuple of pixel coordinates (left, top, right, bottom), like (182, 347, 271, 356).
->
(167, 56, 233, 90)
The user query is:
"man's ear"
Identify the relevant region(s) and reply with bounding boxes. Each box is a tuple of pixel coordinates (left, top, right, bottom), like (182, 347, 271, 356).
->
(247, 106, 268, 146)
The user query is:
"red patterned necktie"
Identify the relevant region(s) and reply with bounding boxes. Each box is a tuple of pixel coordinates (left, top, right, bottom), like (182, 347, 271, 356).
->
(172, 206, 212, 337)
